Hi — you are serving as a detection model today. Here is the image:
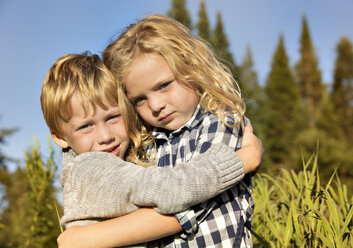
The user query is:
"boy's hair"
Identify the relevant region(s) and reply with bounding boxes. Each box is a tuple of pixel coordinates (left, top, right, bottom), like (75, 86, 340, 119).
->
(41, 52, 154, 165)
(103, 14, 245, 127)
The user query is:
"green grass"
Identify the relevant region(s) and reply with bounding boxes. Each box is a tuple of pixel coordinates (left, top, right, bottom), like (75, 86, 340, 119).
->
(252, 153, 353, 247)
(54, 201, 63, 233)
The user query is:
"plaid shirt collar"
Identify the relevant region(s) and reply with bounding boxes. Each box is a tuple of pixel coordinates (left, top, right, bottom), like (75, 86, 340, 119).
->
(153, 104, 204, 140)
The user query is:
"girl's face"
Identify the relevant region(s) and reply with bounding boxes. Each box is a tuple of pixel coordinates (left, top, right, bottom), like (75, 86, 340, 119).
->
(52, 93, 130, 158)
(124, 53, 199, 131)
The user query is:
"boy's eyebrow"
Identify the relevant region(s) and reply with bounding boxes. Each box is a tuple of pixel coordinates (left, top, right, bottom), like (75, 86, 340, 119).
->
(69, 115, 93, 127)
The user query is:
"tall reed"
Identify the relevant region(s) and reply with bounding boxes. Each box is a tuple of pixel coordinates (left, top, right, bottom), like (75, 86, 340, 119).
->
(252, 152, 353, 247)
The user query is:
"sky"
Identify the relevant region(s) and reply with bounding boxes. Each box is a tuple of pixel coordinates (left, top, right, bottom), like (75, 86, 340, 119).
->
(1, 0, 353, 170)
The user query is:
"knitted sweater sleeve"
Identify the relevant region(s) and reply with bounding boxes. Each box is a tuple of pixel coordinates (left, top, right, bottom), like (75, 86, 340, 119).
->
(60, 143, 244, 228)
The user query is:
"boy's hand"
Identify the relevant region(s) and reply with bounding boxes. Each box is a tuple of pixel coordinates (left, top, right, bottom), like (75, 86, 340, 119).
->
(236, 124, 263, 175)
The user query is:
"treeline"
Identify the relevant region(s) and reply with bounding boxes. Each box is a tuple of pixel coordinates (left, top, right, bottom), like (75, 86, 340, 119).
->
(0, 0, 352, 246)
(168, 0, 353, 184)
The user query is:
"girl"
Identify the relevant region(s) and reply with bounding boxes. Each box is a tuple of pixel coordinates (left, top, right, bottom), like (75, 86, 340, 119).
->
(102, 14, 255, 247)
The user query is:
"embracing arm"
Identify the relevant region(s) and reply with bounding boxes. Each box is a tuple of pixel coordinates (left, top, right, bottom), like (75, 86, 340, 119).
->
(60, 142, 244, 228)
(57, 125, 263, 248)
(58, 208, 181, 248)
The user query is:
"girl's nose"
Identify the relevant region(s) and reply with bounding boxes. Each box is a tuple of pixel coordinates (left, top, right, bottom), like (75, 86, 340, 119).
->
(148, 95, 165, 113)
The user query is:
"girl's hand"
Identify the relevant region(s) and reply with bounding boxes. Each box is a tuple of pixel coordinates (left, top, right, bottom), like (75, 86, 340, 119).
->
(57, 226, 94, 248)
(237, 124, 264, 174)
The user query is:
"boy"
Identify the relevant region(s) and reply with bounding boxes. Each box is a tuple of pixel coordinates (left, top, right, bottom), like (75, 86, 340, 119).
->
(41, 52, 263, 247)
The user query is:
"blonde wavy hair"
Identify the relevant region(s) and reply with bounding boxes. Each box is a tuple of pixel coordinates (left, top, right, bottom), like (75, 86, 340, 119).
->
(40, 52, 153, 165)
(103, 14, 245, 129)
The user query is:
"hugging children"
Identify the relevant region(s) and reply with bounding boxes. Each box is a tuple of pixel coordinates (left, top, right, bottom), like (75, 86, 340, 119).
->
(41, 14, 263, 248)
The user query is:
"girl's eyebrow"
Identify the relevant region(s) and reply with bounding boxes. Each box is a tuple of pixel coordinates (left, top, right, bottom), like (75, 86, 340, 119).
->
(153, 77, 174, 90)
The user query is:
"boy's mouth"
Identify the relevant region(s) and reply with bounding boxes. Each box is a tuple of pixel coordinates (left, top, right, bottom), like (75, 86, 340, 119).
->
(103, 145, 120, 156)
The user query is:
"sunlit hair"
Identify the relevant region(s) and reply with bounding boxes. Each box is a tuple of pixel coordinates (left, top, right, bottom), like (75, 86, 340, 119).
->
(40, 52, 153, 165)
(103, 14, 245, 128)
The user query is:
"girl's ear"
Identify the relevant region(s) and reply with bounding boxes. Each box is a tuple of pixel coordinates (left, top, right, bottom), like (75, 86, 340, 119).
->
(51, 131, 69, 149)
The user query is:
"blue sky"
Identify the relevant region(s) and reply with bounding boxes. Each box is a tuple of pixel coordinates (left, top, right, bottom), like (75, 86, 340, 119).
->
(1, 0, 353, 170)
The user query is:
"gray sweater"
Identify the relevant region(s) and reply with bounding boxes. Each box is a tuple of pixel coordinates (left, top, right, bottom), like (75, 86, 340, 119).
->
(60, 143, 244, 229)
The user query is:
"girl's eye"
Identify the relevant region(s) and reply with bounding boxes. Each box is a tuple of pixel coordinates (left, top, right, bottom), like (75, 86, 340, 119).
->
(134, 97, 146, 106)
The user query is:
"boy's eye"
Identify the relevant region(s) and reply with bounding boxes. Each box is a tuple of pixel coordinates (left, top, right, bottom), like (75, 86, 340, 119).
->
(107, 114, 121, 122)
(159, 81, 172, 90)
(78, 123, 91, 131)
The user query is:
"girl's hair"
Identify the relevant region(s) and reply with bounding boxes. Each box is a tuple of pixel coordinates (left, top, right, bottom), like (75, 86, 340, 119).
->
(103, 14, 245, 128)
(41, 52, 154, 165)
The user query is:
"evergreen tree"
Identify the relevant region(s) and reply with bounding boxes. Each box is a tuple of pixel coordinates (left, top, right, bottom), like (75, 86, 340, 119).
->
(168, 0, 191, 29)
(263, 35, 307, 167)
(331, 36, 353, 143)
(296, 88, 353, 180)
(196, 0, 210, 42)
(0, 126, 18, 167)
(211, 12, 241, 87)
(0, 138, 60, 247)
(0, 125, 21, 246)
(211, 12, 235, 67)
(0, 167, 32, 247)
(23, 139, 60, 248)
(316, 88, 343, 138)
(239, 46, 264, 136)
(295, 15, 323, 125)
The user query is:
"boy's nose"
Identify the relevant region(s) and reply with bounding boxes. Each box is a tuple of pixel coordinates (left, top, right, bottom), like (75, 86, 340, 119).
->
(97, 125, 114, 144)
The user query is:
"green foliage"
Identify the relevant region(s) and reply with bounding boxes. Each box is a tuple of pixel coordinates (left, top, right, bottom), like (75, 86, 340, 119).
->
(22, 138, 61, 248)
(263, 35, 308, 166)
(252, 152, 353, 247)
(331, 37, 353, 143)
(196, 0, 210, 41)
(0, 167, 32, 247)
(295, 15, 323, 124)
(0, 125, 18, 167)
(168, 0, 191, 29)
(211, 12, 236, 67)
(239, 46, 265, 139)
(0, 137, 61, 247)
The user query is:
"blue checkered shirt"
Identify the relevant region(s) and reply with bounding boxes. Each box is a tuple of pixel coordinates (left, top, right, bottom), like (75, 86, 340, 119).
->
(149, 106, 254, 248)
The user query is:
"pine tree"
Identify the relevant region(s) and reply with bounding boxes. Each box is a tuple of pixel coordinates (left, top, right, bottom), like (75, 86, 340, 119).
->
(331, 36, 353, 143)
(168, 0, 191, 29)
(316, 88, 343, 138)
(295, 15, 323, 125)
(23, 138, 60, 248)
(296, 88, 352, 179)
(211, 12, 235, 67)
(240, 46, 264, 136)
(196, 0, 210, 42)
(263, 35, 307, 166)
(211, 12, 241, 88)
(0, 167, 32, 247)
(0, 125, 22, 246)
(0, 126, 18, 167)
(0, 138, 61, 247)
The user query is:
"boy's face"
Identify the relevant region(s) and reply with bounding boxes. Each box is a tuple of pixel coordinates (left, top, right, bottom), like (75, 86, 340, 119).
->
(52, 94, 130, 158)
(124, 53, 199, 131)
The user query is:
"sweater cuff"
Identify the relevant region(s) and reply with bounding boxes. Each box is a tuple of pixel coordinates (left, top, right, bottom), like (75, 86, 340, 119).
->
(203, 143, 245, 191)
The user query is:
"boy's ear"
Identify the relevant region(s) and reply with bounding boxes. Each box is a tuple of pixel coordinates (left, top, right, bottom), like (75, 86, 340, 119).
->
(51, 131, 69, 149)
